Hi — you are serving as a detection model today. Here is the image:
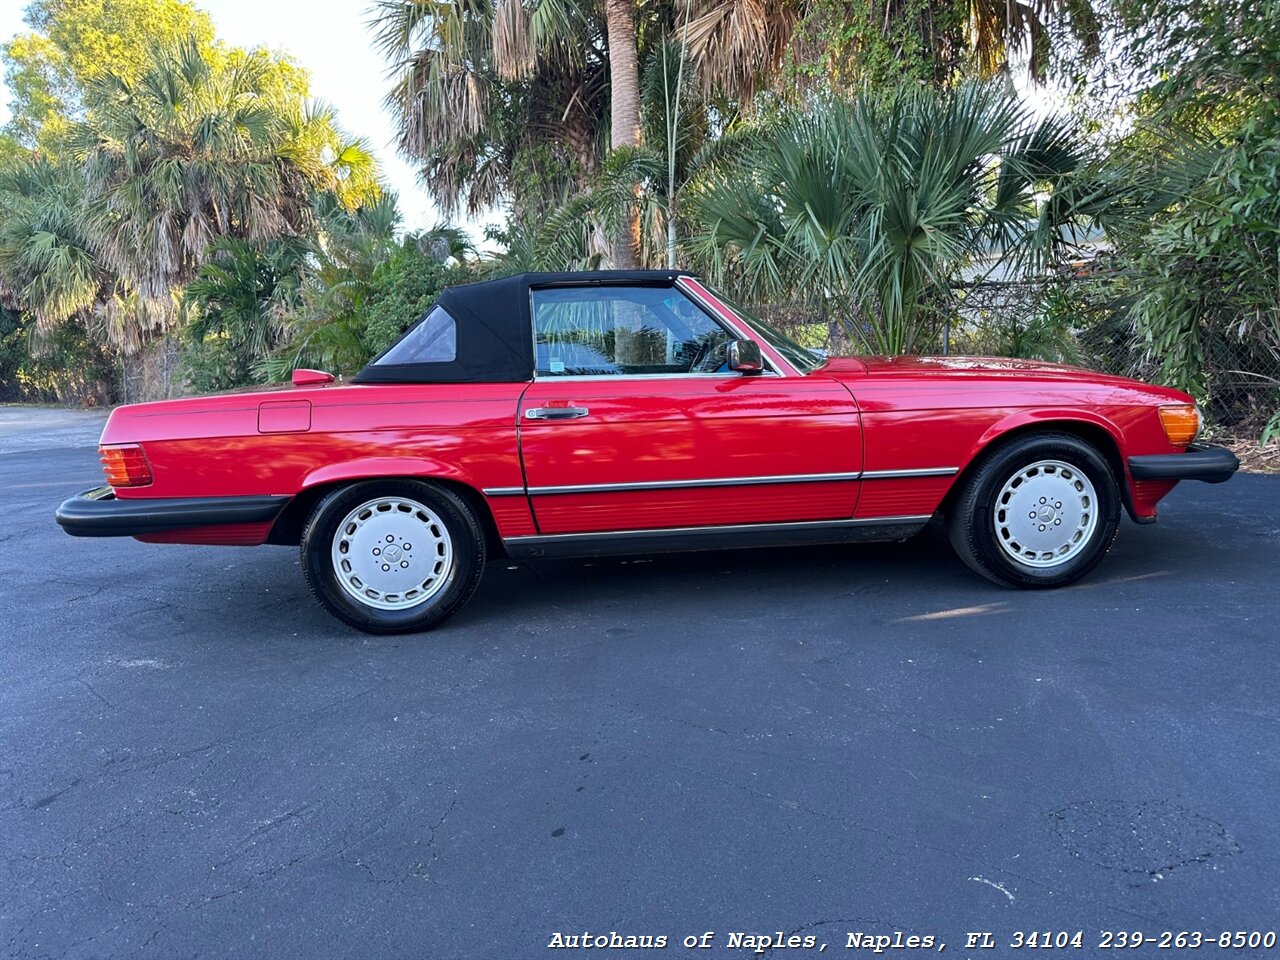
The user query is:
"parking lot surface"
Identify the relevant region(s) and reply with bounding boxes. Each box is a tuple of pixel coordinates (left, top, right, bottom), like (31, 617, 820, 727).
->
(2, 408, 1278, 959)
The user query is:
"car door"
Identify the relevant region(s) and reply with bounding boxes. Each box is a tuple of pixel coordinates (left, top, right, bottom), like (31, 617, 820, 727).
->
(516, 282, 862, 535)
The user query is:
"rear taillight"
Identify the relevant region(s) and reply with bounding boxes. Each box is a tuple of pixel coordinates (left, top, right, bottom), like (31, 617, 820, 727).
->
(100, 444, 153, 487)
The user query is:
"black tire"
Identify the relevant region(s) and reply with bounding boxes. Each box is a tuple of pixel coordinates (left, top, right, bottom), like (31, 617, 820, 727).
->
(946, 432, 1121, 589)
(300, 479, 486, 634)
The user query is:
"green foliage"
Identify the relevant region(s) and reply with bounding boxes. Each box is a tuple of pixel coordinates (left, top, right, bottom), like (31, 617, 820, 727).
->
(181, 237, 309, 392)
(789, 0, 962, 87)
(485, 35, 764, 271)
(958, 283, 1087, 365)
(0, 158, 106, 338)
(2, 0, 217, 153)
(508, 141, 583, 224)
(0, 307, 30, 399)
(362, 246, 460, 358)
(687, 83, 1107, 354)
(368, 0, 609, 218)
(1106, 0, 1280, 431)
(266, 243, 460, 379)
(260, 198, 465, 380)
(1263, 411, 1280, 449)
(72, 36, 379, 348)
(484, 197, 604, 276)
(0, 307, 112, 403)
(0, 3, 383, 401)
(789, 0, 1100, 89)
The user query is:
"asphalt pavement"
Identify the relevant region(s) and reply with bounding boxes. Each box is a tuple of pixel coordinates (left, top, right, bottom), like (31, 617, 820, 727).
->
(2, 407, 1278, 960)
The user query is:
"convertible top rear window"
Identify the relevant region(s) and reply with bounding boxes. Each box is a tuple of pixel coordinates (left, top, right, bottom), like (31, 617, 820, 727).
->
(372, 306, 456, 365)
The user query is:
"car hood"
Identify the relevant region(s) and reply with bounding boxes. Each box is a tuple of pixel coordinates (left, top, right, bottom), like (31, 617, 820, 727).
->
(821, 354, 1144, 386)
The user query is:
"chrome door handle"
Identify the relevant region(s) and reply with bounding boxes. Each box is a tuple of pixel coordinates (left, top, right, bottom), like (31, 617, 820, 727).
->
(525, 406, 590, 421)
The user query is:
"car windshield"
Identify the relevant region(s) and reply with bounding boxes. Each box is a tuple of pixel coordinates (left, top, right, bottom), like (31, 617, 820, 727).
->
(713, 293, 826, 374)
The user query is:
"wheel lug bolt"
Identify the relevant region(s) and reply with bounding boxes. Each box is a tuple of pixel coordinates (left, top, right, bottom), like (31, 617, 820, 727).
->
(1040, 497, 1046, 504)
(1039, 525, 1046, 531)
(382, 564, 390, 572)
(1029, 511, 1036, 518)
(400, 561, 409, 569)
(386, 535, 394, 542)
(404, 543, 412, 550)
(1054, 519, 1061, 525)
(373, 548, 381, 556)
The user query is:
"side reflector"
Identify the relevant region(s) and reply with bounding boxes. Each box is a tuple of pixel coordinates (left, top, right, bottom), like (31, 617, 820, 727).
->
(100, 444, 153, 487)
(1158, 405, 1200, 447)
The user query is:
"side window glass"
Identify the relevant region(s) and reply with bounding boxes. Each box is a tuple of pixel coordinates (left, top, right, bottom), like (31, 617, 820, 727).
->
(374, 306, 457, 365)
(531, 286, 734, 376)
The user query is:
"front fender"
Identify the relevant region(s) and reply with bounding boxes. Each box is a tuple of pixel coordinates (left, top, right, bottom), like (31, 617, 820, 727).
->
(969, 409, 1128, 467)
(965, 408, 1175, 523)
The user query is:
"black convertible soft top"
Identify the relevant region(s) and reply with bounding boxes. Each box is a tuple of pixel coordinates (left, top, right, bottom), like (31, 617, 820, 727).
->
(352, 269, 695, 384)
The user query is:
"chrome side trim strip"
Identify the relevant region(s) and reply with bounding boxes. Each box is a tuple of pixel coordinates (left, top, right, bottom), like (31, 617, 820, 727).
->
(483, 468, 958, 497)
(504, 515, 933, 546)
(861, 467, 959, 479)
(522, 472, 861, 496)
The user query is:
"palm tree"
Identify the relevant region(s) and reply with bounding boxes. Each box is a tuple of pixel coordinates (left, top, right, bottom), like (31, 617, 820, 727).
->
(0, 159, 110, 347)
(71, 39, 378, 350)
(603, 0, 642, 266)
(483, 191, 605, 274)
(581, 37, 763, 269)
(368, 2, 783, 268)
(678, 0, 804, 99)
(263, 193, 468, 380)
(409, 223, 478, 265)
(182, 236, 309, 389)
(370, 0, 610, 218)
(687, 83, 1106, 354)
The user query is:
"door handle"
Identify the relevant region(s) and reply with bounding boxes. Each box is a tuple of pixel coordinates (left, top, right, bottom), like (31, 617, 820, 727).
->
(525, 405, 590, 421)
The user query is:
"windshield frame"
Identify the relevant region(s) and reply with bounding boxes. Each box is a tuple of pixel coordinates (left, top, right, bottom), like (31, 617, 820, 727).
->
(717, 295, 826, 375)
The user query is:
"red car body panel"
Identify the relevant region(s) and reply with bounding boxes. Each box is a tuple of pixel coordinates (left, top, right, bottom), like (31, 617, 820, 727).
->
(81, 277, 1204, 550)
(518, 374, 861, 533)
(820, 355, 1190, 522)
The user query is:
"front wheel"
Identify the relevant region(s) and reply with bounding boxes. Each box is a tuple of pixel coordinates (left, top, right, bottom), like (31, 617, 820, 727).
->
(947, 433, 1121, 588)
(301, 479, 486, 633)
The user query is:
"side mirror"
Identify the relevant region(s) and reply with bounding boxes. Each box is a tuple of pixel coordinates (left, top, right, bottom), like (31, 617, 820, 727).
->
(726, 339, 764, 374)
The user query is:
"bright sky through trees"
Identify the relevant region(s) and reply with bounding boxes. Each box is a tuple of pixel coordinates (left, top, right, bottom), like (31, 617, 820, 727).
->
(0, 0, 502, 242)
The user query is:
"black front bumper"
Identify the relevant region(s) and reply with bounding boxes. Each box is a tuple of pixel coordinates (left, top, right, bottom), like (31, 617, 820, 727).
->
(55, 487, 290, 538)
(1128, 443, 1240, 484)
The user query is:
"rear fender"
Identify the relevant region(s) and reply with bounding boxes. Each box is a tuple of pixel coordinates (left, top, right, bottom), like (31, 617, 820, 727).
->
(300, 457, 473, 490)
(278, 457, 524, 551)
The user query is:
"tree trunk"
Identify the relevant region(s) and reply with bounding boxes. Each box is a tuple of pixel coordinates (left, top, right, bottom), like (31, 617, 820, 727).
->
(604, 0, 642, 269)
(561, 94, 600, 188)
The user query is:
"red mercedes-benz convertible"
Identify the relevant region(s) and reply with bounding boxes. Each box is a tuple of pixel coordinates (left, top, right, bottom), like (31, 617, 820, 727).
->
(56, 271, 1238, 633)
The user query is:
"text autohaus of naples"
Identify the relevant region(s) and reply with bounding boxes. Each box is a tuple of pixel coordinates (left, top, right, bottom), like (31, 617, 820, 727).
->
(545, 930, 942, 951)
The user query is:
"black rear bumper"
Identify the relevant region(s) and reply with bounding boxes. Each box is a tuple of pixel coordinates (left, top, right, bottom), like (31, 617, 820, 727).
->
(56, 487, 290, 538)
(1128, 443, 1240, 484)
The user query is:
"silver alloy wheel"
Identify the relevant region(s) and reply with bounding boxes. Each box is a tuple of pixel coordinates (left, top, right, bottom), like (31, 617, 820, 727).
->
(993, 459, 1098, 568)
(330, 496, 454, 611)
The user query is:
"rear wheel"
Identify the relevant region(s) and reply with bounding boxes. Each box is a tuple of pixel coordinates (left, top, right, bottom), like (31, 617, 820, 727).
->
(947, 432, 1120, 588)
(301, 479, 485, 633)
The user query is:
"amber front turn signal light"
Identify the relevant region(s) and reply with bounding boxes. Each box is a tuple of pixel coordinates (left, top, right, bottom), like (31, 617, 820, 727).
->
(100, 443, 153, 487)
(1158, 404, 1200, 447)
